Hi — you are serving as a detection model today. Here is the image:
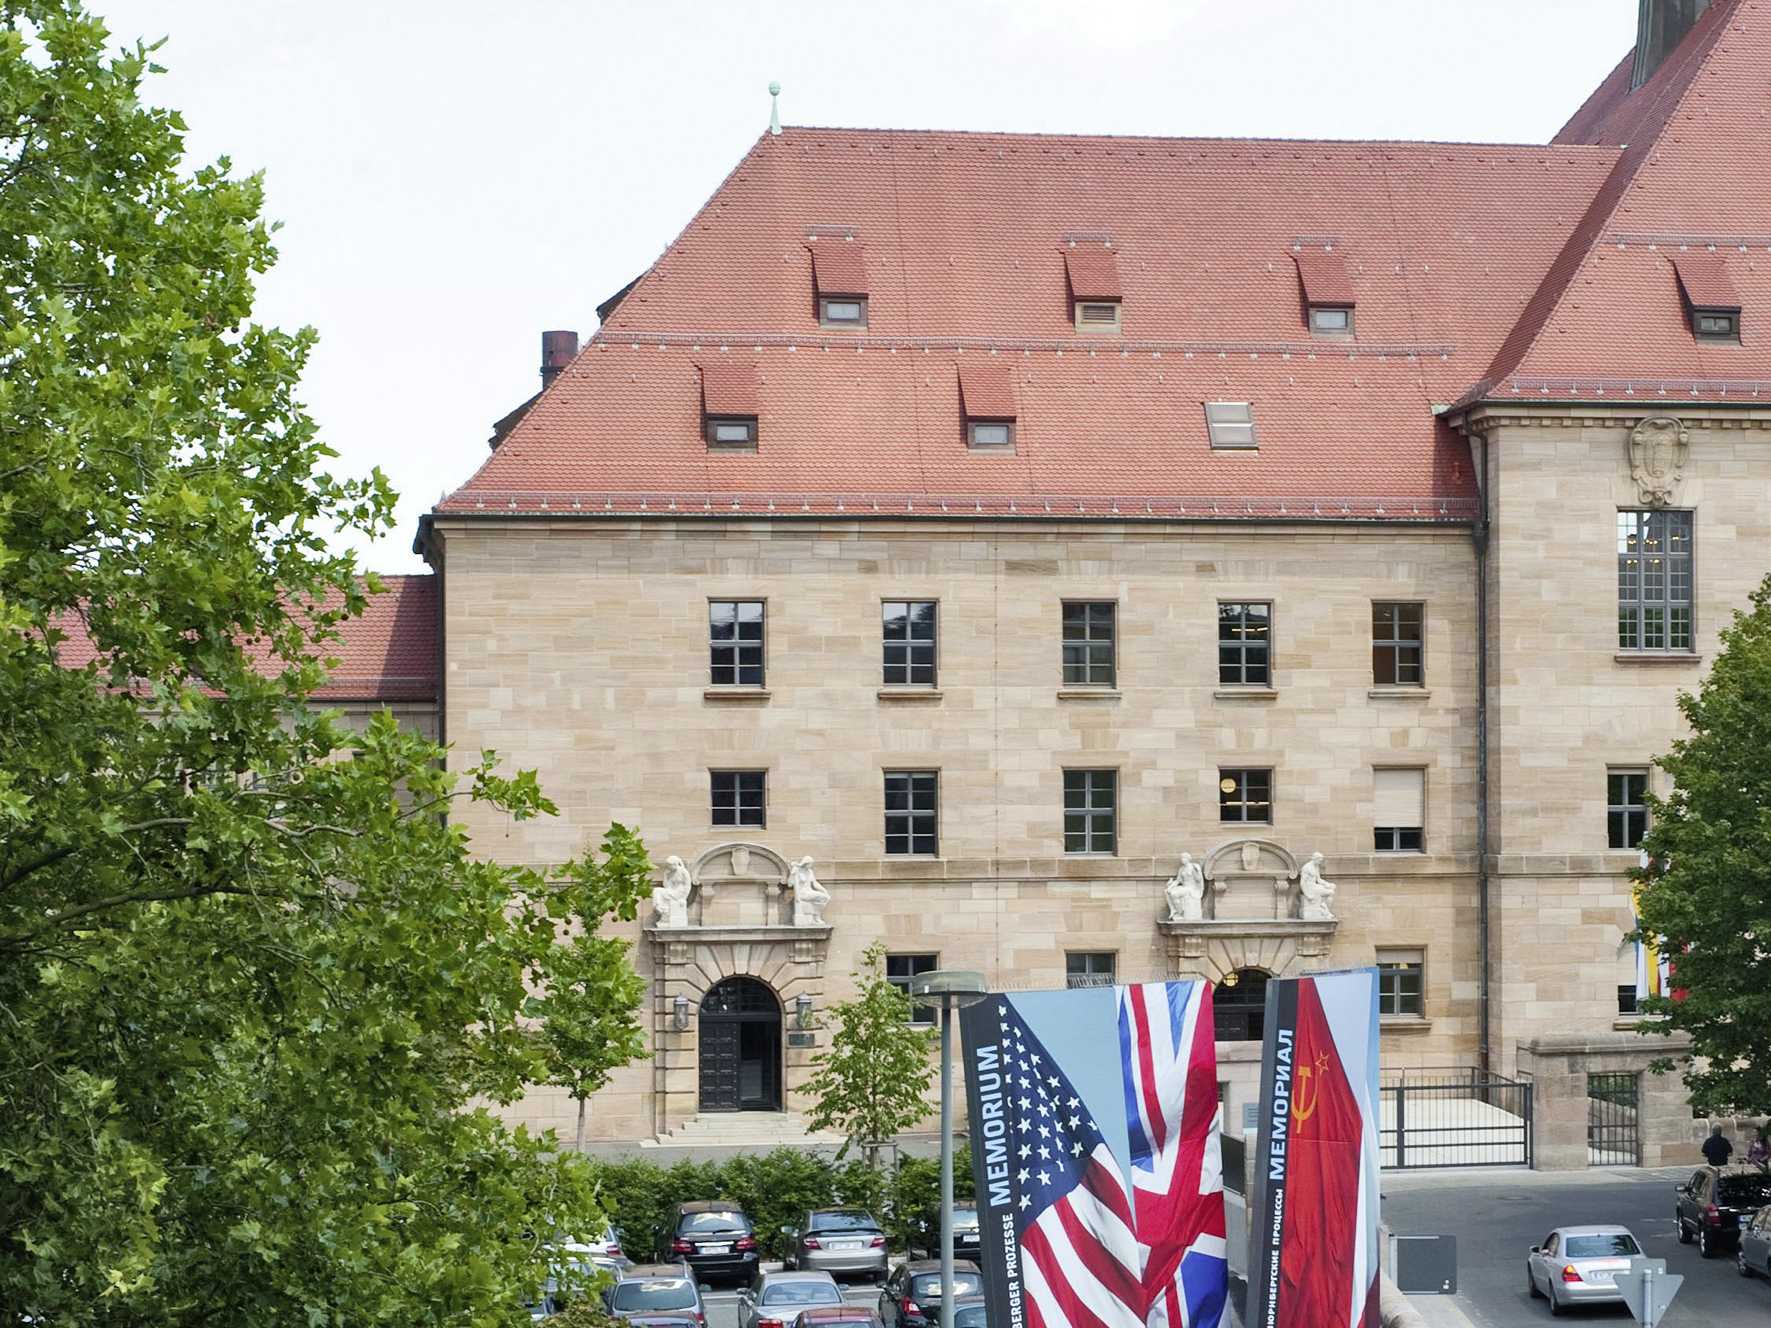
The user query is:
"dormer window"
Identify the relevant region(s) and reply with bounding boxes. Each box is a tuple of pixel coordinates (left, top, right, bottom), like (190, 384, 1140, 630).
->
(810, 238, 869, 330)
(1673, 254, 1741, 344)
(700, 363, 759, 449)
(1064, 241, 1122, 335)
(958, 363, 1018, 450)
(1292, 247, 1357, 338)
(1205, 401, 1257, 450)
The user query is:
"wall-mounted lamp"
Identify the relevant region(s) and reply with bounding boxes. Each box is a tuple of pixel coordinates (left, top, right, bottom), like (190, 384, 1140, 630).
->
(795, 993, 815, 1029)
(672, 994, 691, 1031)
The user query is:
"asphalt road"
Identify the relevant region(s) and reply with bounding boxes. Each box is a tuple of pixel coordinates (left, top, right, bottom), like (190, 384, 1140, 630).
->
(1383, 1166, 1771, 1327)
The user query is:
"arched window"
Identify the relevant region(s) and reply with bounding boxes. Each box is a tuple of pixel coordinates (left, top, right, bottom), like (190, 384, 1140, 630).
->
(1214, 968, 1270, 1042)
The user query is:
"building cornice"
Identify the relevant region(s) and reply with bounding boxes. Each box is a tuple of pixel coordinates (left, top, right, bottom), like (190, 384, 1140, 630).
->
(1453, 401, 1771, 435)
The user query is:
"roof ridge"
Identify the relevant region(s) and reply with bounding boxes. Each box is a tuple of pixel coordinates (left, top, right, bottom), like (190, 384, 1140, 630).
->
(775, 124, 1617, 154)
(1467, 0, 1745, 402)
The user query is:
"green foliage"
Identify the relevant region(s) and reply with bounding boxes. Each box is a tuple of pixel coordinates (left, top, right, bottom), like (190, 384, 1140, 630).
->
(800, 943, 938, 1163)
(546, 1302, 622, 1328)
(583, 1148, 972, 1263)
(0, 4, 652, 1320)
(1633, 575, 1771, 1112)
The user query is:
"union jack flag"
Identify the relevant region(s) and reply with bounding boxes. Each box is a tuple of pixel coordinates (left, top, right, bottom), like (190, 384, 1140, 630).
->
(964, 983, 1226, 1328)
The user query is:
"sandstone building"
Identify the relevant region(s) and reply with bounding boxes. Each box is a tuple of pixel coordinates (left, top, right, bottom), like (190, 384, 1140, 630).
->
(381, 1, 1768, 1165)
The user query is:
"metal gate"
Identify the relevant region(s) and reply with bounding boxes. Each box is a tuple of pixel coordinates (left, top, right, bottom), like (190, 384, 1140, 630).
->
(1587, 1071, 1641, 1166)
(1380, 1068, 1533, 1168)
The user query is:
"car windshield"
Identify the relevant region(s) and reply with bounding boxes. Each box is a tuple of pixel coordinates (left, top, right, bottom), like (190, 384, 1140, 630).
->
(1564, 1234, 1640, 1258)
(1719, 1177, 1771, 1205)
(764, 1282, 842, 1307)
(955, 1308, 989, 1328)
(809, 1212, 880, 1233)
(913, 1273, 983, 1300)
(682, 1212, 747, 1233)
(613, 1279, 698, 1311)
(952, 1208, 978, 1226)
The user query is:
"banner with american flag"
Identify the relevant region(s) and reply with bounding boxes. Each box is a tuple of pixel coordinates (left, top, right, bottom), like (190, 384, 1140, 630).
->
(1245, 968, 1381, 1328)
(960, 981, 1227, 1328)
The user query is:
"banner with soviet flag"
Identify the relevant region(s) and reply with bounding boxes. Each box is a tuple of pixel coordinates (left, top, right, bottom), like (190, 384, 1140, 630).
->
(1246, 968, 1381, 1328)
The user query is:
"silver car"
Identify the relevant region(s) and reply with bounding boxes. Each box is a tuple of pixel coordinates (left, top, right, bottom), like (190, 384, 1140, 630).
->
(784, 1208, 889, 1279)
(737, 1270, 844, 1328)
(1525, 1225, 1641, 1314)
(1740, 1204, 1771, 1279)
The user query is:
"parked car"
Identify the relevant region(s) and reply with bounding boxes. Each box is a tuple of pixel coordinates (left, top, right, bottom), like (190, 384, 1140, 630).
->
(1524, 1226, 1640, 1316)
(660, 1201, 761, 1284)
(951, 1296, 990, 1328)
(1674, 1165, 1771, 1258)
(783, 1208, 889, 1279)
(604, 1264, 710, 1328)
(949, 1206, 983, 1261)
(878, 1259, 985, 1328)
(737, 1270, 843, 1328)
(793, 1307, 886, 1328)
(1739, 1204, 1771, 1279)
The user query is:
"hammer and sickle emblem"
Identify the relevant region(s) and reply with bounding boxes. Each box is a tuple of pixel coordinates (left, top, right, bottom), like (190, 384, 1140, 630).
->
(1291, 1052, 1331, 1125)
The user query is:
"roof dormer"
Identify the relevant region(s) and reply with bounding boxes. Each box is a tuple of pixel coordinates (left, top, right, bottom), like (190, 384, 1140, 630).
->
(958, 363, 1018, 449)
(1292, 247, 1356, 337)
(700, 363, 759, 448)
(1064, 240, 1122, 333)
(809, 234, 869, 329)
(1672, 253, 1741, 344)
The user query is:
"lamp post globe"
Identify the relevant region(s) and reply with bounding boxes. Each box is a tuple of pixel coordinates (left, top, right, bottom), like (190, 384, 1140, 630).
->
(909, 970, 989, 1328)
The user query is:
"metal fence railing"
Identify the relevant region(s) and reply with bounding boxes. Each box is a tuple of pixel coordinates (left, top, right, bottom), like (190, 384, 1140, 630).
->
(1379, 1072, 1534, 1169)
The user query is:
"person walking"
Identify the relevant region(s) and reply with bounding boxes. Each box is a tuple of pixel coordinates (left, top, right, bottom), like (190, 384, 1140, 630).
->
(1748, 1129, 1770, 1170)
(1701, 1124, 1734, 1167)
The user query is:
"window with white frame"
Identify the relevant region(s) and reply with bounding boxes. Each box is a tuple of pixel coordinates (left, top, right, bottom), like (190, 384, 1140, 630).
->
(1373, 768, 1425, 852)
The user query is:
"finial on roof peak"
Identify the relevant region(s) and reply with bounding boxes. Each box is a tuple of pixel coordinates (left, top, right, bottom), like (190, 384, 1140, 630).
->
(768, 82, 781, 136)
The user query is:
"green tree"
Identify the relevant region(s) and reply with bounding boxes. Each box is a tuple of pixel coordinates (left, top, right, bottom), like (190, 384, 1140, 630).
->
(801, 943, 936, 1166)
(529, 868, 651, 1153)
(0, 4, 651, 1320)
(1633, 575, 1771, 1113)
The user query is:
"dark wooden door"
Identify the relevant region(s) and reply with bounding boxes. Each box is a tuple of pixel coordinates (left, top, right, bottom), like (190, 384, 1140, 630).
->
(699, 1017, 742, 1111)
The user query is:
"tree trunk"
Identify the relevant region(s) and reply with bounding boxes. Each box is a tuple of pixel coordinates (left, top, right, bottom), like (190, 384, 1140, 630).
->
(575, 1095, 587, 1153)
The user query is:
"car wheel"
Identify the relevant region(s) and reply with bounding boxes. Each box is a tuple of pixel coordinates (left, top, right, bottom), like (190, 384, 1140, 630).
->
(1526, 1263, 1541, 1298)
(1701, 1226, 1717, 1258)
(1546, 1279, 1564, 1317)
(1677, 1214, 1693, 1244)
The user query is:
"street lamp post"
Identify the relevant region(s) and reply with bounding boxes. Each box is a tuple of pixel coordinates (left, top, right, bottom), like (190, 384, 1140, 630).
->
(910, 970, 988, 1328)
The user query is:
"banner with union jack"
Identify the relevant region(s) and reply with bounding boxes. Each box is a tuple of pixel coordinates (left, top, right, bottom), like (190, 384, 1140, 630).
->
(960, 982, 1227, 1328)
(1245, 969, 1381, 1328)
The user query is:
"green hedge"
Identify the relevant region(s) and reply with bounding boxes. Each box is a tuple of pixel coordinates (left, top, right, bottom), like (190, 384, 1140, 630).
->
(586, 1147, 973, 1262)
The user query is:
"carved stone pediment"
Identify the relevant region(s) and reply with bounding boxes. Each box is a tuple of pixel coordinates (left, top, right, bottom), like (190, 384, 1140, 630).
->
(1202, 838, 1300, 920)
(1628, 415, 1690, 507)
(689, 842, 789, 927)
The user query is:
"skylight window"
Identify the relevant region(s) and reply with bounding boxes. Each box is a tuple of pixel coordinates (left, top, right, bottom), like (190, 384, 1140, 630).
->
(1205, 401, 1257, 450)
(968, 421, 1013, 448)
(820, 298, 866, 327)
(1308, 305, 1353, 336)
(706, 417, 757, 447)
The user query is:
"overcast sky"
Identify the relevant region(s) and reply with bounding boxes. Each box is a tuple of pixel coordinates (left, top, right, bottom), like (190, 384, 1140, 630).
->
(95, 0, 1634, 574)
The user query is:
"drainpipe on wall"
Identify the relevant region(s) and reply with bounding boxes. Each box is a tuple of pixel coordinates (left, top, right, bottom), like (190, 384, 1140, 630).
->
(1471, 429, 1492, 1079)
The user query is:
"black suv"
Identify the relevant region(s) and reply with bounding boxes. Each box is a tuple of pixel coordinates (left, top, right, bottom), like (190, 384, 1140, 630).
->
(661, 1201, 761, 1284)
(1674, 1165, 1771, 1258)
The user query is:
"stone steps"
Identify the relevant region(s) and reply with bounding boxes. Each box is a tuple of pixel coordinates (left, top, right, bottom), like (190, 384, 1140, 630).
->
(643, 1111, 845, 1149)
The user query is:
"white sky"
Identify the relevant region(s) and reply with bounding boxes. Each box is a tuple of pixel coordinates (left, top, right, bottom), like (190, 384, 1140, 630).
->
(95, 1, 1634, 574)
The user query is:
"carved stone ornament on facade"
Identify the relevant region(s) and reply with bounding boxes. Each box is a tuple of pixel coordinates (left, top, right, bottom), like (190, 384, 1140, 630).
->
(652, 855, 693, 928)
(1164, 852, 1206, 922)
(1297, 851, 1338, 922)
(1628, 415, 1691, 507)
(788, 855, 831, 926)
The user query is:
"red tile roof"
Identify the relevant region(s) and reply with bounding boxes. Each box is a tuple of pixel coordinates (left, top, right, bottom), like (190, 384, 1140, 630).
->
(434, 1, 1768, 525)
(700, 362, 759, 416)
(1063, 243, 1123, 302)
(957, 362, 1017, 420)
(52, 576, 438, 704)
(1291, 249, 1357, 308)
(809, 240, 869, 298)
(1672, 253, 1741, 311)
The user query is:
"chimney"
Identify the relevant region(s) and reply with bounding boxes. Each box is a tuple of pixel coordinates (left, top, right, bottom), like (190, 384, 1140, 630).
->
(1630, 0, 1712, 90)
(540, 329, 579, 388)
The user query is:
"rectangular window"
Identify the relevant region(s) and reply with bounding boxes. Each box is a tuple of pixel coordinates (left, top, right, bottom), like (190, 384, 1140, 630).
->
(1377, 950, 1425, 1017)
(884, 770, 939, 856)
(1218, 602, 1272, 686)
(1372, 602, 1424, 686)
(709, 599, 765, 686)
(1617, 984, 1639, 1016)
(705, 416, 758, 448)
(1219, 768, 1272, 824)
(1205, 401, 1257, 449)
(882, 600, 938, 687)
(1373, 768, 1425, 852)
(819, 296, 867, 327)
(1617, 510, 1693, 652)
(1065, 952, 1117, 989)
(1074, 300, 1122, 332)
(967, 420, 1014, 448)
(1608, 768, 1649, 849)
(1063, 769, 1118, 854)
(710, 770, 766, 828)
(1308, 305, 1353, 336)
(886, 952, 939, 1025)
(1062, 601, 1117, 687)
(1694, 309, 1739, 342)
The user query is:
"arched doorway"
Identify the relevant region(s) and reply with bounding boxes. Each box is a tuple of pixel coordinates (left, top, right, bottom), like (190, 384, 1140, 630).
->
(699, 977, 782, 1112)
(1214, 968, 1270, 1043)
